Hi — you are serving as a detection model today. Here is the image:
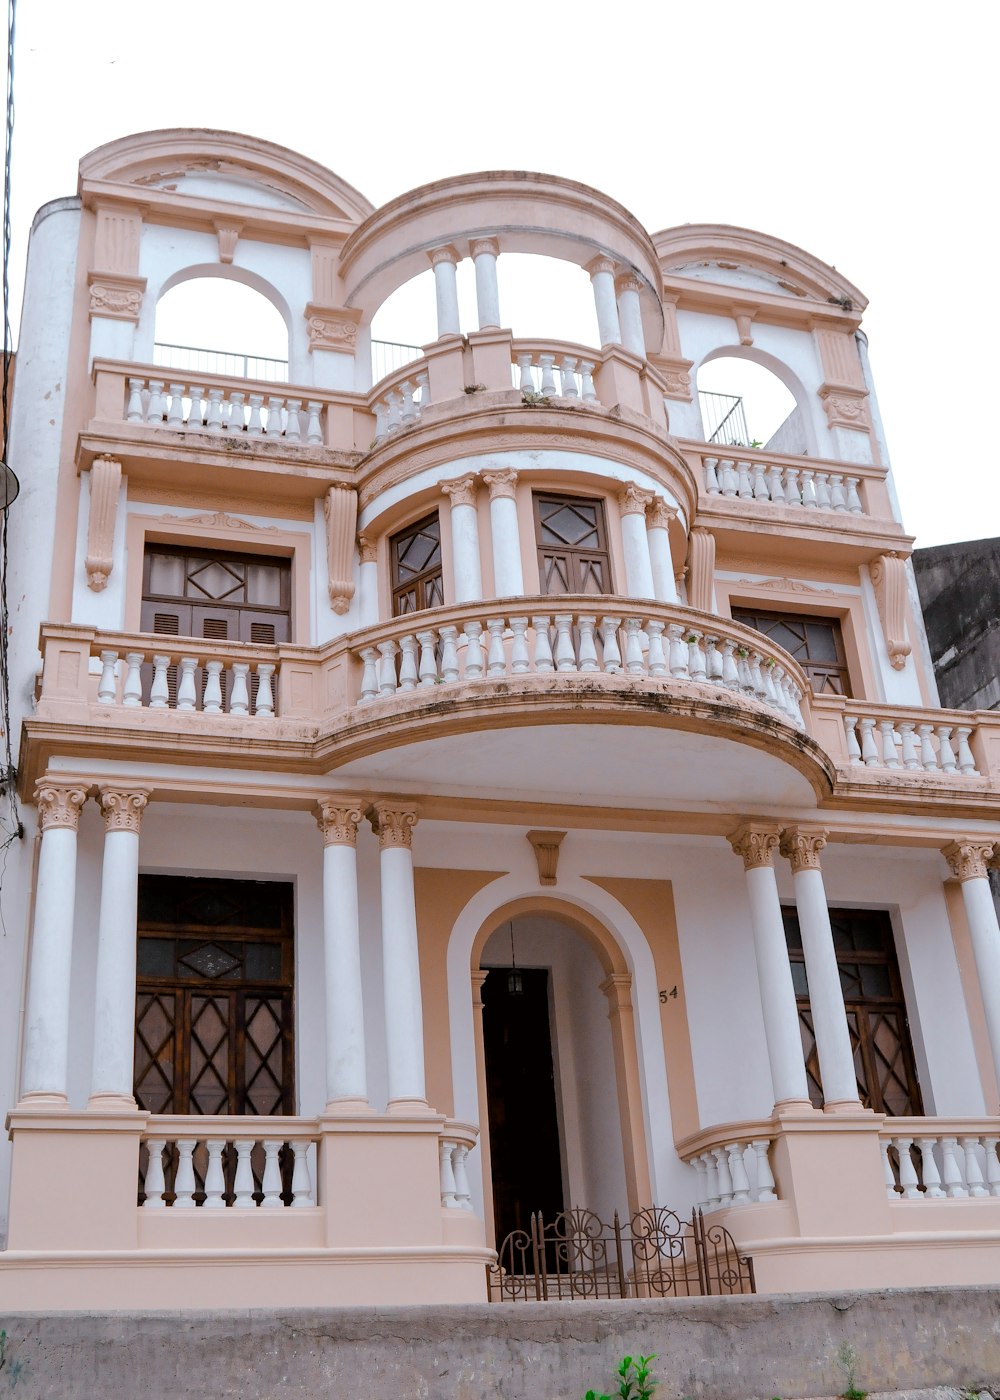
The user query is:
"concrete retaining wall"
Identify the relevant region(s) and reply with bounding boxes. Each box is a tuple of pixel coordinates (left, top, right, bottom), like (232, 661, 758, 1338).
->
(2, 1287, 1000, 1399)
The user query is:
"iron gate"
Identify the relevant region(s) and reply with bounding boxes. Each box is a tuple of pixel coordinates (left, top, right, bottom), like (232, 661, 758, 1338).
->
(487, 1206, 754, 1301)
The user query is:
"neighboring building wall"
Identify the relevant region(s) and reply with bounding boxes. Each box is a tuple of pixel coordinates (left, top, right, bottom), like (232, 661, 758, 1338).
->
(914, 537, 1000, 712)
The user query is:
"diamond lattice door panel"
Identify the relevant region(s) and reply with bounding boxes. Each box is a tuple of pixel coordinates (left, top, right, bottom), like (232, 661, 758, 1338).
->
(534, 493, 611, 595)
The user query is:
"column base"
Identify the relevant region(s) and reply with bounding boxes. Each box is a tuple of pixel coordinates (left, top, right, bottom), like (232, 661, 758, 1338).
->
(323, 1095, 376, 1116)
(86, 1092, 139, 1112)
(773, 1097, 816, 1113)
(822, 1098, 871, 1114)
(16, 1091, 69, 1109)
(387, 1096, 434, 1116)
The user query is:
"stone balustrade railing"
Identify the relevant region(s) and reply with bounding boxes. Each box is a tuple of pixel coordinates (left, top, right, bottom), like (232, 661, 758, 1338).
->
(125, 375, 325, 443)
(370, 361, 431, 442)
(880, 1121, 1000, 1200)
(350, 597, 808, 729)
(844, 711, 979, 775)
(94, 640, 278, 717)
(141, 1117, 318, 1209)
(510, 340, 599, 402)
(680, 1134, 779, 1209)
(439, 1121, 478, 1211)
(682, 444, 894, 520)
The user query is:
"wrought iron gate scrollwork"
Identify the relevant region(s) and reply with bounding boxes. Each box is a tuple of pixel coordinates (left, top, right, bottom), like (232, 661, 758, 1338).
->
(487, 1205, 754, 1301)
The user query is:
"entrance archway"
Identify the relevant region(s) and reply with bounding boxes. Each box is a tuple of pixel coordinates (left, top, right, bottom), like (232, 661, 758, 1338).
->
(471, 900, 652, 1248)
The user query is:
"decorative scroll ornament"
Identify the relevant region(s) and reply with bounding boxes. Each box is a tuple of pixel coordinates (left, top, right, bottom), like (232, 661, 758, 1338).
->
(85, 455, 122, 591)
(371, 803, 419, 849)
(482, 467, 518, 501)
(428, 244, 460, 269)
(158, 510, 277, 532)
(686, 528, 716, 614)
(306, 304, 362, 353)
(619, 483, 654, 517)
(315, 798, 364, 847)
(615, 272, 644, 297)
(469, 236, 500, 260)
(870, 552, 912, 671)
(734, 577, 836, 596)
(942, 840, 998, 883)
(728, 823, 780, 870)
(819, 385, 872, 432)
(657, 361, 693, 399)
(87, 271, 146, 323)
(323, 483, 358, 615)
(441, 474, 478, 509)
(98, 787, 150, 834)
(526, 829, 566, 886)
(35, 780, 88, 832)
(647, 496, 677, 531)
(584, 254, 617, 280)
(779, 826, 828, 873)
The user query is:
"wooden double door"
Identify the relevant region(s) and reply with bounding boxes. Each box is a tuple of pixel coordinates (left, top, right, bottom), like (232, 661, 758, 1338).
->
(133, 875, 295, 1117)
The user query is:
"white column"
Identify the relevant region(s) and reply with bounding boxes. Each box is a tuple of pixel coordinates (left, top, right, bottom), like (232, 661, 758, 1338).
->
(586, 255, 622, 347)
(619, 484, 656, 599)
(470, 236, 501, 331)
(943, 841, 1000, 1102)
(441, 475, 483, 603)
(729, 824, 811, 1107)
(780, 827, 862, 1109)
(616, 272, 646, 357)
(89, 787, 150, 1108)
(357, 534, 379, 627)
(373, 802, 427, 1110)
(482, 468, 524, 597)
(647, 497, 679, 605)
(317, 798, 370, 1110)
(428, 245, 462, 338)
(21, 780, 88, 1102)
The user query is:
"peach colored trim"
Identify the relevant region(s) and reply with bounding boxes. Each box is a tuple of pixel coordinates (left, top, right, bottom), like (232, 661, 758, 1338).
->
(601, 972, 655, 1213)
(469, 968, 495, 1245)
(943, 879, 999, 1109)
(97, 786, 149, 833)
(323, 484, 358, 615)
(84, 455, 122, 591)
(116, 481, 316, 521)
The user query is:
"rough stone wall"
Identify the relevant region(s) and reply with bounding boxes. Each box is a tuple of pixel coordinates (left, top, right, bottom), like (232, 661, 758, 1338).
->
(2, 1287, 1000, 1399)
(913, 537, 1000, 711)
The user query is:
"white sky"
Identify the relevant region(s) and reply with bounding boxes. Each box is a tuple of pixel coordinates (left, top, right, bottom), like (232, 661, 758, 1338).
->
(8, 0, 998, 549)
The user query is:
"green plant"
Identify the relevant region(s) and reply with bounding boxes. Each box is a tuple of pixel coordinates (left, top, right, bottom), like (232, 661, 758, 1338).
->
(585, 1353, 658, 1400)
(464, 383, 486, 394)
(521, 390, 550, 407)
(836, 1342, 866, 1400)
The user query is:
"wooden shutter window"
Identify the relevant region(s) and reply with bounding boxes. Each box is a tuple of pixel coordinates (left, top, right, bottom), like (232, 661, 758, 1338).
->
(390, 513, 443, 617)
(533, 493, 612, 596)
(731, 606, 852, 696)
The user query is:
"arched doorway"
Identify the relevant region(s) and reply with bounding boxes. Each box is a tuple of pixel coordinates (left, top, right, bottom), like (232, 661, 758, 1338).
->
(475, 908, 649, 1248)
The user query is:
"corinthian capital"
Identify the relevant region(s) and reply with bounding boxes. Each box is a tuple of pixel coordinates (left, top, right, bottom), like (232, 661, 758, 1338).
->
(619, 483, 654, 516)
(316, 798, 365, 847)
(482, 467, 518, 501)
(98, 787, 150, 834)
(728, 822, 781, 870)
(647, 496, 677, 531)
(942, 840, 998, 883)
(441, 474, 478, 509)
(371, 802, 419, 849)
(779, 826, 828, 873)
(35, 779, 88, 833)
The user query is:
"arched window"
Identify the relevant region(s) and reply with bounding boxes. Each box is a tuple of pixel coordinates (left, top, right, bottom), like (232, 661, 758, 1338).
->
(154, 277, 290, 382)
(697, 355, 802, 453)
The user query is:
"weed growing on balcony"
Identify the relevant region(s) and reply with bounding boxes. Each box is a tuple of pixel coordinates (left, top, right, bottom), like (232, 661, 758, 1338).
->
(585, 1352, 658, 1400)
(521, 390, 551, 407)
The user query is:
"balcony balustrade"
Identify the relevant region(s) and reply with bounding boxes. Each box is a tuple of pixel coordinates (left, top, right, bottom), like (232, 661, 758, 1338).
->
(843, 711, 978, 776)
(683, 443, 894, 521)
(880, 1121, 1000, 1199)
(86, 636, 279, 718)
(141, 1117, 318, 1209)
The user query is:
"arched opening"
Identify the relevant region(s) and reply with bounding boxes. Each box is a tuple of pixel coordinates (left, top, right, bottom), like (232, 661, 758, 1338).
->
(478, 910, 630, 1248)
(154, 274, 290, 382)
(697, 352, 806, 454)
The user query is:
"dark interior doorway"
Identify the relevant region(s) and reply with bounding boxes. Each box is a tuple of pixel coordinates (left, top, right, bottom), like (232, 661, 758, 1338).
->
(482, 965, 564, 1247)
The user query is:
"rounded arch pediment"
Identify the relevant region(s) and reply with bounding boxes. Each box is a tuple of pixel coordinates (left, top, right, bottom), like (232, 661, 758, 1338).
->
(654, 223, 867, 311)
(78, 128, 375, 223)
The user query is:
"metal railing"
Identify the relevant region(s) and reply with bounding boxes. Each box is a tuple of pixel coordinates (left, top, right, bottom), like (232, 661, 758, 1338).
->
(371, 338, 423, 384)
(698, 390, 751, 447)
(153, 342, 289, 383)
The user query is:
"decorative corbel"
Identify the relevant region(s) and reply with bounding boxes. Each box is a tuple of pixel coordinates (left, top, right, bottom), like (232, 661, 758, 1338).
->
(870, 552, 912, 670)
(323, 483, 358, 615)
(734, 311, 755, 346)
(306, 304, 362, 353)
(686, 527, 716, 614)
(213, 219, 243, 264)
(85, 454, 122, 591)
(526, 830, 566, 886)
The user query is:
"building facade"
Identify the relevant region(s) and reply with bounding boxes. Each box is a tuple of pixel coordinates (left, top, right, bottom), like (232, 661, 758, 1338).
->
(3, 128, 1000, 1310)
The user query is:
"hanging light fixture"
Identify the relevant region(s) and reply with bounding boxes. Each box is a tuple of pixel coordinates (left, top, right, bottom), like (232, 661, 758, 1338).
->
(506, 920, 523, 997)
(0, 460, 17, 508)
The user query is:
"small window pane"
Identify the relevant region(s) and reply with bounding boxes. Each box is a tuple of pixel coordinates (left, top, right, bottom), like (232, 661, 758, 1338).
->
(188, 560, 244, 601)
(245, 942, 283, 981)
(861, 963, 893, 998)
(148, 554, 185, 596)
(790, 962, 809, 996)
(137, 937, 175, 977)
(247, 563, 283, 607)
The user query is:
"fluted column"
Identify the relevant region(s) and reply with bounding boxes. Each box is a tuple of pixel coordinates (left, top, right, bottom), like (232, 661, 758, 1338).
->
(686, 527, 716, 613)
(317, 798, 370, 1110)
(89, 787, 150, 1108)
(372, 802, 427, 1111)
(729, 823, 811, 1107)
(619, 484, 656, 599)
(441, 474, 483, 603)
(21, 779, 88, 1103)
(646, 497, 679, 605)
(943, 840, 1000, 1102)
(471, 236, 501, 330)
(615, 272, 646, 357)
(482, 467, 524, 597)
(428, 245, 462, 338)
(586, 255, 622, 347)
(780, 826, 861, 1109)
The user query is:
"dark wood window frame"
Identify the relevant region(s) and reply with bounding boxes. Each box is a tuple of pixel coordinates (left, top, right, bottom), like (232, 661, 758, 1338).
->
(533, 491, 613, 597)
(731, 604, 852, 696)
(140, 542, 293, 646)
(390, 511, 444, 617)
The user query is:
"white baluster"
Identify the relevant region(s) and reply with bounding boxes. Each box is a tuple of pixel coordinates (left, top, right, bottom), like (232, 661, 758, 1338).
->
(359, 647, 379, 703)
(187, 386, 206, 428)
(203, 1139, 227, 1208)
(516, 352, 534, 392)
(879, 719, 901, 768)
(439, 626, 460, 682)
(955, 727, 978, 776)
(751, 462, 770, 501)
(624, 618, 646, 675)
(255, 663, 275, 717)
(205, 388, 224, 432)
(829, 474, 847, 511)
(148, 654, 170, 710)
(531, 616, 555, 672)
(787, 683, 805, 729)
(306, 402, 324, 444)
(984, 1137, 1000, 1197)
(726, 1142, 751, 1204)
(736, 460, 753, 499)
(173, 1140, 197, 1208)
(736, 648, 754, 693)
(692, 1154, 709, 1207)
(463, 621, 485, 680)
(916, 1138, 945, 1198)
(940, 1137, 968, 1197)
(845, 477, 863, 514)
(881, 1138, 899, 1198)
(760, 660, 780, 708)
(415, 370, 431, 407)
(377, 639, 399, 696)
(961, 1137, 988, 1197)
(203, 659, 224, 715)
(667, 624, 688, 678)
(918, 723, 939, 770)
(122, 652, 144, 708)
(702, 1152, 720, 1208)
(398, 635, 419, 690)
(704, 458, 721, 495)
(176, 657, 198, 712)
(600, 618, 622, 674)
(452, 1144, 472, 1210)
(771, 665, 792, 719)
(97, 650, 119, 704)
(579, 360, 597, 402)
(748, 650, 766, 697)
(720, 639, 740, 690)
(233, 1138, 257, 1208)
(814, 472, 832, 509)
(898, 721, 920, 770)
(766, 464, 784, 503)
(126, 378, 145, 423)
(559, 356, 579, 398)
(264, 395, 284, 437)
(577, 616, 600, 673)
(646, 620, 667, 677)
(400, 380, 418, 425)
(704, 636, 724, 685)
(417, 629, 439, 685)
(284, 399, 302, 442)
(538, 354, 557, 396)
(166, 384, 185, 427)
(228, 390, 246, 433)
(751, 1139, 777, 1202)
(229, 662, 250, 716)
(261, 1140, 283, 1207)
(290, 1140, 314, 1207)
(553, 614, 577, 672)
(143, 1139, 166, 1208)
(510, 617, 531, 674)
(146, 380, 165, 423)
(937, 726, 958, 773)
(713, 1146, 734, 1207)
(894, 1137, 921, 1199)
(719, 460, 738, 497)
(859, 717, 880, 766)
(783, 467, 801, 505)
(486, 619, 508, 677)
(844, 716, 863, 765)
(439, 1139, 458, 1207)
(800, 470, 818, 508)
